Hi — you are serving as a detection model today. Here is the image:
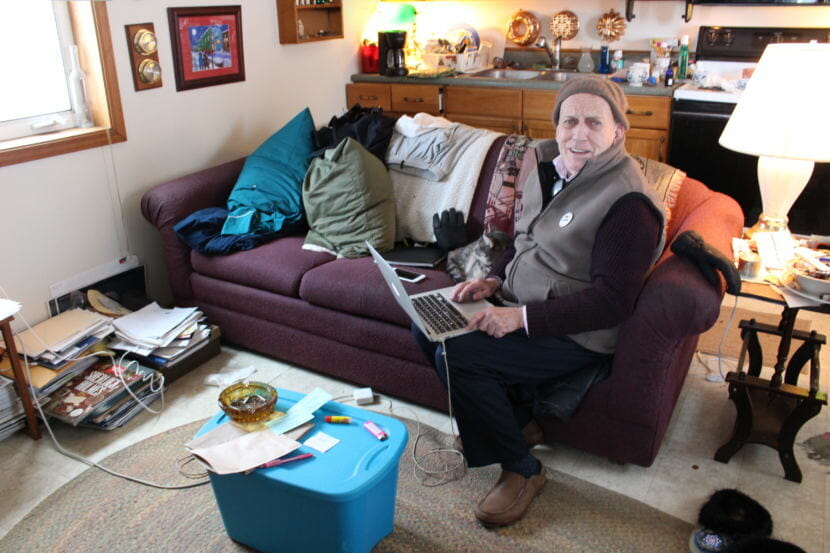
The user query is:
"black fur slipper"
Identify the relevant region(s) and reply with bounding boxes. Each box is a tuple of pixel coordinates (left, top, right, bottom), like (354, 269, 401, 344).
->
(698, 489, 773, 538)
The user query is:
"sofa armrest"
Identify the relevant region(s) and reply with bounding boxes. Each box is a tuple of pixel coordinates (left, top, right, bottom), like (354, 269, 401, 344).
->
(140, 157, 245, 302)
(607, 180, 744, 426)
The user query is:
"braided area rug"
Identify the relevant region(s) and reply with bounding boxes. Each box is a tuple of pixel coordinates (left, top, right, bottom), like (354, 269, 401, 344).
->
(0, 418, 692, 552)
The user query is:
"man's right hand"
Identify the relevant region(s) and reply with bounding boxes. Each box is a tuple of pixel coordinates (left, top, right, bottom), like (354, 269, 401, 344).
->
(450, 277, 500, 303)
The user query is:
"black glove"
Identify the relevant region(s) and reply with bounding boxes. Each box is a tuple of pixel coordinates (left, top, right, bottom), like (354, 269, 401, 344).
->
(432, 208, 467, 252)
(671, 230, 742, 295)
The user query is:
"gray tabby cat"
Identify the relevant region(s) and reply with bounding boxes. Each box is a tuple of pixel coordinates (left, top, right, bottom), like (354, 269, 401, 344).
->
(446, 230, 511, 283)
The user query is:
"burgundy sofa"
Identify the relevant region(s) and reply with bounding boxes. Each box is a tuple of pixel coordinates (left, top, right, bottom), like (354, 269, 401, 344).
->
(141, 136, 743, 467)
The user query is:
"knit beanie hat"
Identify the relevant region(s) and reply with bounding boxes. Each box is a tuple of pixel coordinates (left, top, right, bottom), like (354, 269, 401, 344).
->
(552, 75, 630, 130)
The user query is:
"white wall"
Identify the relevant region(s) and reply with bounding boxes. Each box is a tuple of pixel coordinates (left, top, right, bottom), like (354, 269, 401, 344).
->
(1, 0, 373, 331)
(2, 0, 828, 331)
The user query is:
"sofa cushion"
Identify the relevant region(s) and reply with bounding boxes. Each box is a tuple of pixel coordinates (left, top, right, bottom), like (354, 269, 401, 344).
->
(191, 236, 333, 297)
(303, 137, 396, 258)
(298, 256, 455, 326)
(222, 108, 314, 235)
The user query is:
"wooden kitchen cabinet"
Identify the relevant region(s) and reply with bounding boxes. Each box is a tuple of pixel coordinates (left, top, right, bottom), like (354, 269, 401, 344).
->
(346, 83, 391, 112)
(522, 89, 558, 138)
(277, 0, 343, 44)
(345, 83, 440, 117)
(390, 84, 441, 115)
(344, 81, 671, 161)
(444, 86, 522, 134)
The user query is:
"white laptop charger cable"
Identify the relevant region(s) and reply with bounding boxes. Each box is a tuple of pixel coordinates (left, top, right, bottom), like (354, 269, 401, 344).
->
(1, 284, 207, 489)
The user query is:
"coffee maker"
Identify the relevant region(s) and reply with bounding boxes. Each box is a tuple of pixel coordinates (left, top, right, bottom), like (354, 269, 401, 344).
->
(378, 31, 408, 77)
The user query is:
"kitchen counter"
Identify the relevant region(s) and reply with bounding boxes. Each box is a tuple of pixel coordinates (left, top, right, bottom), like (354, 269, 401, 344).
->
(350, 72, 679, 96)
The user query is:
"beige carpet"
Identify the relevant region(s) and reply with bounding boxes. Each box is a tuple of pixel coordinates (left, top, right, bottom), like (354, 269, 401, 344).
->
(0, 418, 693, 553)
(697, 305, 811, 369)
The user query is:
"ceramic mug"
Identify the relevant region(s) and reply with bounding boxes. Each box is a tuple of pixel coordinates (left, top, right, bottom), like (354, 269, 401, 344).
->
(627, 63, 649, 87)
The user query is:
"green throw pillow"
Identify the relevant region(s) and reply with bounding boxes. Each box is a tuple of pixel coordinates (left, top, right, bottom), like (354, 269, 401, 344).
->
(303, 137, 396, 258)
(222, 108, 314, 235)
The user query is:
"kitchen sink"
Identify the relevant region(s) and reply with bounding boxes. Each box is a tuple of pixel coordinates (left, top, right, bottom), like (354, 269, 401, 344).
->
(461, 68, 581, 81)
(461, 68, 544, 80)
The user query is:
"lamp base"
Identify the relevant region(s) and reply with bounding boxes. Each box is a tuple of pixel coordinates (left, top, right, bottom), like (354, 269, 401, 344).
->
(744, 213, 790, 239)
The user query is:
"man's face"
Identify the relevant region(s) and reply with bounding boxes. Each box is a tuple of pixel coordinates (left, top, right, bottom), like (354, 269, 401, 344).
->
(556, 93, 624, 175)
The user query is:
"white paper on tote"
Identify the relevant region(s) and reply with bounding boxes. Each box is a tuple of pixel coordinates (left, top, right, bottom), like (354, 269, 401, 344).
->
(304, 431, 340, 453)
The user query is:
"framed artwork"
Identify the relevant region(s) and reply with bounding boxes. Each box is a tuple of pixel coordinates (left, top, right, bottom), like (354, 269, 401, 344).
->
(167, 6, 245, 91)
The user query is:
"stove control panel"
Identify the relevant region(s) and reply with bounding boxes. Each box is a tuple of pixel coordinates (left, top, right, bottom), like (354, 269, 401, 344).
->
(697, 26, 830, 61)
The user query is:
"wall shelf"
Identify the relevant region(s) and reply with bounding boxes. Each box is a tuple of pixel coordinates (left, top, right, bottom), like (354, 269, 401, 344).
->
(277, 0, 343, 44)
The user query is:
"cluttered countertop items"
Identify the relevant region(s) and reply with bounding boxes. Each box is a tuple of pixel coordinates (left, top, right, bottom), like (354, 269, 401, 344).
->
(357, 9, 694, 93)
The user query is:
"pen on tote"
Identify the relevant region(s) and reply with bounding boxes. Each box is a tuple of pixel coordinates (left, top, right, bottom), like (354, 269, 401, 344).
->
(259, 452, 314, 469)
(325, 415, 351, 423)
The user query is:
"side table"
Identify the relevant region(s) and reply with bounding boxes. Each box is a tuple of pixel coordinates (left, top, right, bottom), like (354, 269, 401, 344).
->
(714, 281, 827, 482)
(0, 315, 41, 440)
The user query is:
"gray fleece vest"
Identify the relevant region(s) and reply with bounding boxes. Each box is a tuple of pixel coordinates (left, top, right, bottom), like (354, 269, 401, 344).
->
(503, 139, 666, 354)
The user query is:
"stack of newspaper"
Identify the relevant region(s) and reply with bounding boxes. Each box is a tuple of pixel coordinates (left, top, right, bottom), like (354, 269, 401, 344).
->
(108, 302, 205, 358)
(0, 376, 47, 440)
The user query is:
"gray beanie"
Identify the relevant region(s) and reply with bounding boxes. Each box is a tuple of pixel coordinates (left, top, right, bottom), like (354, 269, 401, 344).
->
(552, 75, 630, 130)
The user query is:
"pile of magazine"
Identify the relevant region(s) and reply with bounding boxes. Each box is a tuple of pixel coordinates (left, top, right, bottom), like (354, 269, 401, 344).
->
(41, 359, 163, 430)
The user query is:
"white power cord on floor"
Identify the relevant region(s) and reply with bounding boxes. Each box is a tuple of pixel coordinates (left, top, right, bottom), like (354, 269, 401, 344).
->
(1, 283, 208, 489)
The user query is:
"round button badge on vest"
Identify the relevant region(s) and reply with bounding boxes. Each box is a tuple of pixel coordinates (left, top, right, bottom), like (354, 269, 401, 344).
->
(559, 212, 573, 227)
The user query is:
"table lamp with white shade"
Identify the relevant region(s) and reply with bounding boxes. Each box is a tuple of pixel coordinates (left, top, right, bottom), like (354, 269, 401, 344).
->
(719, 42, 830, 237)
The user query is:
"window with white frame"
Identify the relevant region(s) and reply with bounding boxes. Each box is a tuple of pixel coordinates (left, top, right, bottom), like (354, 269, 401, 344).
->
(0, 0, 125, 168)
(0, 0, 94, 141)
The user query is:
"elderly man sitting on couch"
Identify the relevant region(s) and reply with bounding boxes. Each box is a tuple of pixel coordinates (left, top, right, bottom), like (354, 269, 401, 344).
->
(413, 75, 668, 527)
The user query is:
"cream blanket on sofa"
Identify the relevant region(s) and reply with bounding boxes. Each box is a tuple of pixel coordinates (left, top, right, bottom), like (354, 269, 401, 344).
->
(388, 121, 500, 243)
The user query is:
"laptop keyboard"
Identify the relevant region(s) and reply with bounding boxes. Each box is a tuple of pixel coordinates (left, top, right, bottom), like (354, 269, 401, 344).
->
(412, 293, 469, 335)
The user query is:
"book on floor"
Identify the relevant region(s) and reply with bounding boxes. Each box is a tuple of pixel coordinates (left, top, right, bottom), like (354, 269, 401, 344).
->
(42, 360, 156, 426)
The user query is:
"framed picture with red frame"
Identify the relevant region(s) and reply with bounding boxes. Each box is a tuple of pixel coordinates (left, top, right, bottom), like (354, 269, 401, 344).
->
(167, 5, 245, 91)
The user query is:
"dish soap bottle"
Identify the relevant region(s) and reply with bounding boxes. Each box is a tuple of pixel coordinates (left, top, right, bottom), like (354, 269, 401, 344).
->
(578, 48, 595, 73)
(678, 35, 689, 80)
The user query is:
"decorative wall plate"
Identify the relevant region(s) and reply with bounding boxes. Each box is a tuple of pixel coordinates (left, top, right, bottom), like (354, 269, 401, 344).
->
(597, 9, 626, 42)
(549, 10, 579, 41)
(506, 10, 541, 46)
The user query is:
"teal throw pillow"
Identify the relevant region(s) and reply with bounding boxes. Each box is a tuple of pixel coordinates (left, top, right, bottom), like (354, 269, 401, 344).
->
(222, 108, 315, 235)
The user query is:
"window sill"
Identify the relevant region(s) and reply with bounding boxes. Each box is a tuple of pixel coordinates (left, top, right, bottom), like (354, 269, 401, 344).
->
(0, 126, 126, 167)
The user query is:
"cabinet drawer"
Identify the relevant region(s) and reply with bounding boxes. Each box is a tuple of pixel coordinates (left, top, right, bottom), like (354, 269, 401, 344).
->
(444, 86, 521, 118)
(390, 84, 441, 114)
(625, 96, 671, 130)
(346, 83, 391, 111)
(522, 89, 558, 122)
(444, 113, 521, 135)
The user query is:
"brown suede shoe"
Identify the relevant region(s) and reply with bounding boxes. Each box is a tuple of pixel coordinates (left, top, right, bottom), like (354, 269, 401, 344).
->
(453, 419, 545, 453)
(475, 466, 547, 527)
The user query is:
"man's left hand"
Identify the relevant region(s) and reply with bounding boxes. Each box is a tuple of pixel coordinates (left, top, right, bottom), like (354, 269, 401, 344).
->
(466, 306, 523, 338)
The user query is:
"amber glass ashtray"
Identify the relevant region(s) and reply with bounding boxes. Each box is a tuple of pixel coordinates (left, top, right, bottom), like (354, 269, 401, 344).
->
(218, 381, 278, 423)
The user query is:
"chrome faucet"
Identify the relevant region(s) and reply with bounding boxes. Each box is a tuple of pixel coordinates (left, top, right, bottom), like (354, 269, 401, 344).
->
(536, 37, 561, 70)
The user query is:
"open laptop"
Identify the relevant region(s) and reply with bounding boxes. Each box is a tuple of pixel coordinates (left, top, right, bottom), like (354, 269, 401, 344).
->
(367, 243, 491, 342)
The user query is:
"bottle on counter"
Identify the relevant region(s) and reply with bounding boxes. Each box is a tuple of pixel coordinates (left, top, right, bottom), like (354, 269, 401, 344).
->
(664, 64, 674, 86)
(678, 35, 690, 80)
(578, 48, 595, 73)
(613, 49, 624, 71)
(598, 44, 612, 74)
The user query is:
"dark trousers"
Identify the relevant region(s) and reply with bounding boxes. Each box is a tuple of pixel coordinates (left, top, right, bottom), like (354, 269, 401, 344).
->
(412, 324, 609, 468)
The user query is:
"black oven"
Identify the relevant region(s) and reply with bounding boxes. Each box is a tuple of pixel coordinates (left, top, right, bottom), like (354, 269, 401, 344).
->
(667, 26, 830, 235)
(668, 100, 830, 235)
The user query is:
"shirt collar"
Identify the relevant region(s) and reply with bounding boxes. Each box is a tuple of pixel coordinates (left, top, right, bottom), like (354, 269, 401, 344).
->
(552, 155, 578, 182)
